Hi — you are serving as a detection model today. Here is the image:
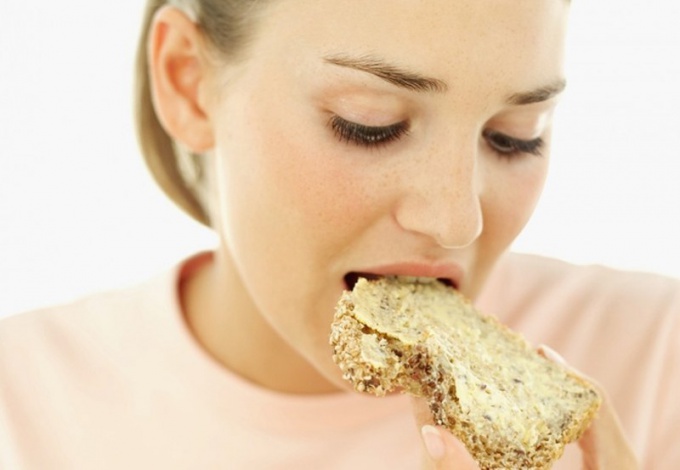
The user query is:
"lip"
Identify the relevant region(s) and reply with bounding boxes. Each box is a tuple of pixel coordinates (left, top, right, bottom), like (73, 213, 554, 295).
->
(344, 261, 464, 290)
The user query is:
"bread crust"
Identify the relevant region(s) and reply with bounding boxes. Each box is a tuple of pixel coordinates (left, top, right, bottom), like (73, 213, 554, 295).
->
(330, 277, 601, 470)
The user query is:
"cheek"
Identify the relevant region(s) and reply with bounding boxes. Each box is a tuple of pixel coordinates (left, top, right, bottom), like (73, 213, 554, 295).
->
(210, 97, 397, 370)
(272, 150, 366, 238)
(497, 160, 548, 233)
(470, 157, 549, 295)
(211, 94, 386, 290)
(253, 132, 377, 252)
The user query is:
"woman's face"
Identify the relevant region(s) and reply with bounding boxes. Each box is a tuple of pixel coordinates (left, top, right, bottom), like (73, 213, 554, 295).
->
(201, 0, 569, 390)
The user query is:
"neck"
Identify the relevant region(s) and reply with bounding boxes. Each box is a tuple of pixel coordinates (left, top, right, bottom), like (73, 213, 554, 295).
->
(180, 250, 341, 395)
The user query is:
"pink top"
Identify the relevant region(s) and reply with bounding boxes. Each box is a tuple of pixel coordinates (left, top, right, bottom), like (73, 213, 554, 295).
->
(1, 252, 678, 469)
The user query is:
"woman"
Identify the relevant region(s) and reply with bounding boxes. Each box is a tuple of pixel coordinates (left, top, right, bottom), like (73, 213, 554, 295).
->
(0, 0, 676, 468)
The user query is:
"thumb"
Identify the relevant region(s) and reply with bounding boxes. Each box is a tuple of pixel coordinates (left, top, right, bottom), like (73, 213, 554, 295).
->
(412, 397, 479, 469)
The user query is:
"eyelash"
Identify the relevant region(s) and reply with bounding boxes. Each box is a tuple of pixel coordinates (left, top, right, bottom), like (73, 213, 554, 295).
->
(329, 115, 544, 158)
(329, 115, 409, 148)
(482, 129, 544, 158)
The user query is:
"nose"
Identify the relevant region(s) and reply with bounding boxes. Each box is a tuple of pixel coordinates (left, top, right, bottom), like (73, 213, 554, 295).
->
(394, 142, 483, 249)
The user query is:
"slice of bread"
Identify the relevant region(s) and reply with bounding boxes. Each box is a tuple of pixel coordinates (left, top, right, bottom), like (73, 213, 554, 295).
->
(330, 276, 601, 470)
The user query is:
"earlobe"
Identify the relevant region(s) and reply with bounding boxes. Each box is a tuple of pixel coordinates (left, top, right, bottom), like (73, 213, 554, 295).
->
(148, 6, 214, 152)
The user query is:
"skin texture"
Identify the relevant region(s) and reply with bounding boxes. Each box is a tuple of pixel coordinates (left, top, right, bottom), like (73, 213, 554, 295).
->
(151, 0, 565, 392)
(148, 0, 638, 467)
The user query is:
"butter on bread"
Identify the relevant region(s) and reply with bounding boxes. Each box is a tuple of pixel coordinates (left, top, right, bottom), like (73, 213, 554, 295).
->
(330, 277, 601, 470)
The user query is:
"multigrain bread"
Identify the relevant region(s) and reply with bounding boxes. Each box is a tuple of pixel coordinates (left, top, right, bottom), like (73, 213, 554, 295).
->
(330, 277, 601, 470)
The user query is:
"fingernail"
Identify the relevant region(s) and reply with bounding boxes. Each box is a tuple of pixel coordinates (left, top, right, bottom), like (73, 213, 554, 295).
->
(421, 425, 446, 460)
(538, 344, 567, 365)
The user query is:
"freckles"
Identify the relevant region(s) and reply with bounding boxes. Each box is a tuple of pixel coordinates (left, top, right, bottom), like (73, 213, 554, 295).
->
(300, 163, 373, 229)
(482, 162, 548, 241)
(505, 170, 547, 232)
(263, 134, 375, 235)
(238, 95, 387, 242)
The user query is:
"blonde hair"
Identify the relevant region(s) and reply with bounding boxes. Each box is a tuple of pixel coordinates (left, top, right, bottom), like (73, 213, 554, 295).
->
(134, 0, 267, 226)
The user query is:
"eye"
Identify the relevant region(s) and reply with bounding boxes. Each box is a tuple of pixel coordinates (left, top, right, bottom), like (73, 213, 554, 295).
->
(330, 115, 409, 148)
(483, 129, 544, 158)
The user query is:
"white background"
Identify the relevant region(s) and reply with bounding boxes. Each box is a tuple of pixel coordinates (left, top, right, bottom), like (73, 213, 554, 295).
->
(1, 1, 679, 318)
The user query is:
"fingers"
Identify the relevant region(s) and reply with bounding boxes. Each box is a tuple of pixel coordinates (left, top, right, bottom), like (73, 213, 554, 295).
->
(538, 345, 639, 470)
(421, 425, 446, 462)
(578, 388, 639, 470)
(411, 397, 446, 462)
(411, 397, 480, 469)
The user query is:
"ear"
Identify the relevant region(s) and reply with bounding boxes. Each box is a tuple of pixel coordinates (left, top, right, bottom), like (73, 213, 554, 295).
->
(148, 6, 214, 152)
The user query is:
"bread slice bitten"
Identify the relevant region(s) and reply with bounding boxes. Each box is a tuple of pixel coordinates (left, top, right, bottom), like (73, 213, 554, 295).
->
(330, 276, 601, 470)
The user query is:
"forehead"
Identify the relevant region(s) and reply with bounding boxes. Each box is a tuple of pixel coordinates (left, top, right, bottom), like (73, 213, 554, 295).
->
(255, 0, 569, 98)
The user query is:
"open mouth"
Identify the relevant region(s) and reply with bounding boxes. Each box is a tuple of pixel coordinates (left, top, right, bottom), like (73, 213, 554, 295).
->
(343, 272, 381, 291)
(343, 272, 456, 291)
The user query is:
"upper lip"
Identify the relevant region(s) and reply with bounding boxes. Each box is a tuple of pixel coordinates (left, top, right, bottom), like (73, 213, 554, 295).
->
(344, 261, 464, 290)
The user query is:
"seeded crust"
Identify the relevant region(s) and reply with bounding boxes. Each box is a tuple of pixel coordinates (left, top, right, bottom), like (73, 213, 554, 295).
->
(330, 277, 601, 470)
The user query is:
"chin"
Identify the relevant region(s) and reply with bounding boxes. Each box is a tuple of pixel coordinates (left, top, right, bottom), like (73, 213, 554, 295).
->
(311, 343, 358, 393)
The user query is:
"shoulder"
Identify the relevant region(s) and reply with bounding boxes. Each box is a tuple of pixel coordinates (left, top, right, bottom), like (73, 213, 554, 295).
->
(0, 253, 209, 387)
(479, 251, 680, 386)
(1, 290, 112, 340)
(480, 252, 680, 360)
(481, 252, 680, 326)
(0, 277, 156, 343)
(0, 266, 181, 379)
(494, 251, 679, 296)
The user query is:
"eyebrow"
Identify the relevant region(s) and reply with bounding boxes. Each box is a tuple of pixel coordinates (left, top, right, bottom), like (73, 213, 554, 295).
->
(323, 54, 448, 93)
(505, 79, 567, 105)
(323, 54, 566, 105)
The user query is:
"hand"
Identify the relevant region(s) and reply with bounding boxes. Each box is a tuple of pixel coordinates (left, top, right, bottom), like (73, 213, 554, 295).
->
(412, 397, 479, 469)
(539, 345, 639, 470)
(412, 346, 639, 470)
